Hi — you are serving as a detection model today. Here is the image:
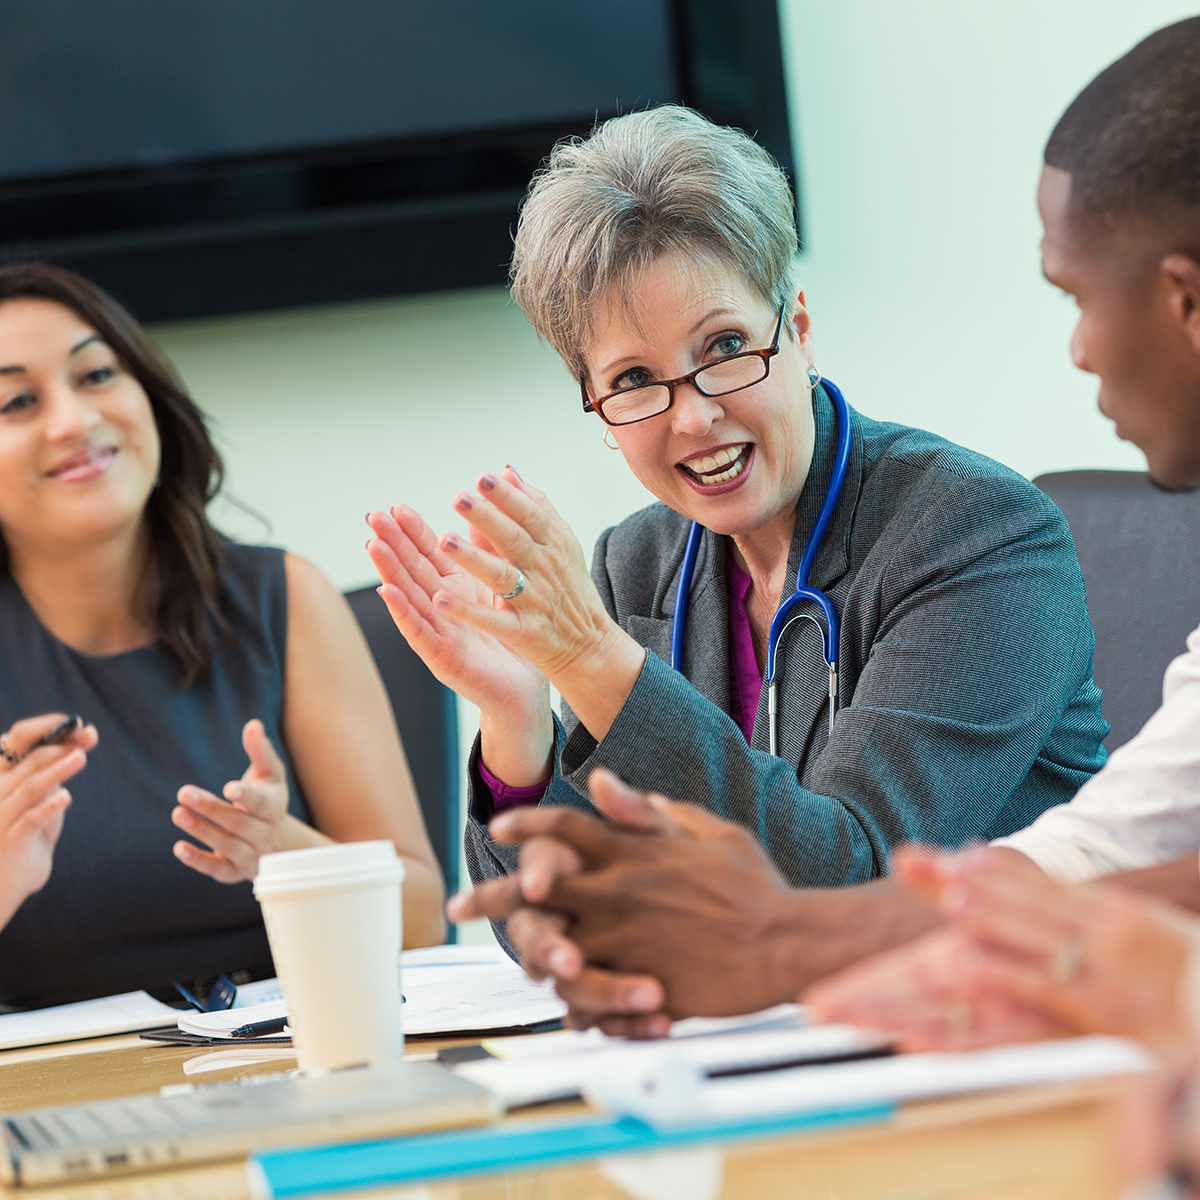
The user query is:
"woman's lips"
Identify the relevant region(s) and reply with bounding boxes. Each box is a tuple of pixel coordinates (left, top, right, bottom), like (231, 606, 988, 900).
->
(677, 443, 755, 496)
(48, 446, 117, 483)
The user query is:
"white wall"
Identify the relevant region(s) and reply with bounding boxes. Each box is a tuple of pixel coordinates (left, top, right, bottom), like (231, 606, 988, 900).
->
(148, 2, 1197, 931)
(154, 1, 1199, 588)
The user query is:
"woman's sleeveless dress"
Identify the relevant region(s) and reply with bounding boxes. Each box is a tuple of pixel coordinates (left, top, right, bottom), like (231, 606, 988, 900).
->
(0, 543, 310, 1008)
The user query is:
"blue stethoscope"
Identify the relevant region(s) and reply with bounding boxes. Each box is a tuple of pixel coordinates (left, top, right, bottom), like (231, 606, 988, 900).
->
(670, 377, 852, 756)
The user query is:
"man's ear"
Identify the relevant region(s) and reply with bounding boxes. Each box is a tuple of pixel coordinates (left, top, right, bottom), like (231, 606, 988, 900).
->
(1161, 255, 1200, 356)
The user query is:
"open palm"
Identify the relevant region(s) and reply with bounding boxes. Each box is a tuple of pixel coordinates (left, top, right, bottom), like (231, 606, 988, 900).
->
(367, 503, 546, 717)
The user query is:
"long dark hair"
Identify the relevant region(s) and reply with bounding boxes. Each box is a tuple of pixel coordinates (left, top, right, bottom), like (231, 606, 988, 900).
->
(0, 263, 230, 686)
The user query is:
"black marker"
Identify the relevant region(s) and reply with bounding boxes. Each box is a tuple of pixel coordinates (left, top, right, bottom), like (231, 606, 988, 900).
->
(229, 1015, 289, 1039)
(30, 715, 84, 750)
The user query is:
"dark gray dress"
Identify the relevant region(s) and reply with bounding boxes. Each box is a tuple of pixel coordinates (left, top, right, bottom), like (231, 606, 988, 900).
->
(0, 543, 310, 1009)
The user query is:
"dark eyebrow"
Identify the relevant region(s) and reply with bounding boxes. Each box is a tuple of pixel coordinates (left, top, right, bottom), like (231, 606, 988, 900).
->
(0, 334, 104, 376)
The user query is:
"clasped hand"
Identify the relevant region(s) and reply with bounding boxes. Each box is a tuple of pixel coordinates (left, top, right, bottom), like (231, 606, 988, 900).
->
(172, 719, 294, 883)
(449, 768, 797, 1037)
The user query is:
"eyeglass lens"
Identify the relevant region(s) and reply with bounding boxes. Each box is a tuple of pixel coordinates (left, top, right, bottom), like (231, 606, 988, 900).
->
(601, 355, 770, 425)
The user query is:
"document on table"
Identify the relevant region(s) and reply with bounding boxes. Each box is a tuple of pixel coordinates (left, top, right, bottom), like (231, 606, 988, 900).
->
(455, 1005, 890, 1107)
(582, 1034, 1154, 1127)
(178, 945, 566, 1040)
(0, 992, 179, 1052)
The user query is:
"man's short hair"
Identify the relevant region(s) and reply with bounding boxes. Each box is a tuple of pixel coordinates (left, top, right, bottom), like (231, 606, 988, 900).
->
(1045, 17, 1200, 238)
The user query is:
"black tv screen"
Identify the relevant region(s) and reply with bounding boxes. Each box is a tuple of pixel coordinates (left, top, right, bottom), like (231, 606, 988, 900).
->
(0, 0, 794, 321)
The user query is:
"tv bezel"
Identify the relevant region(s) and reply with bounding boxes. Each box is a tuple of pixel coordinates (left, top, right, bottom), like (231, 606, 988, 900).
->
(0, 0, 796, 322)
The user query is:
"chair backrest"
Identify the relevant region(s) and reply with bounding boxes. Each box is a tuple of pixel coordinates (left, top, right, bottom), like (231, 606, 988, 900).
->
(1034, 470, 1200, 753)
(343, 586, 459, 896)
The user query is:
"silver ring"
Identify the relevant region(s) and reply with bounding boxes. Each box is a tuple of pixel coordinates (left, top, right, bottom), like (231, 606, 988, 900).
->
(497, 570, 527, 602)
(1050, 937, 1085, 984)
(0, 732, 21, 767)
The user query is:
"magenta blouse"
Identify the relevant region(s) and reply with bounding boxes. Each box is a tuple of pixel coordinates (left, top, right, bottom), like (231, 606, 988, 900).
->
(479, 557, 764, 812)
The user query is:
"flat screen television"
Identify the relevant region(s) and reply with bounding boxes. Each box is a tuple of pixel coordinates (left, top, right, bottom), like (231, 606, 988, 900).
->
(0, 0, 795, 321)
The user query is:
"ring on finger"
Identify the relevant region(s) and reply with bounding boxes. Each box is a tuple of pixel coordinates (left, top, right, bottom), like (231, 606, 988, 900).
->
(497, 569, 528, 602)
(945, 998, 974, 1033)
(0, 732, 22, 768)
(1049, 937, 1086, 984)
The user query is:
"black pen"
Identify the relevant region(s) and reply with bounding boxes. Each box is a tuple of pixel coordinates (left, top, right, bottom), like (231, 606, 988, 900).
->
(229, 1015, 288, 1039)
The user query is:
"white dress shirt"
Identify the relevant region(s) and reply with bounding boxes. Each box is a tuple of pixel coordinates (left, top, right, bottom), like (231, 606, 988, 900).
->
(995, 621, 1200, 882)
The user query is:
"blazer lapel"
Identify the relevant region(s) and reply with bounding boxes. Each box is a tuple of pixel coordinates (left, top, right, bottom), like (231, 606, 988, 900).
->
(749, 386, 864, 767)
(643, 524, 731, 715)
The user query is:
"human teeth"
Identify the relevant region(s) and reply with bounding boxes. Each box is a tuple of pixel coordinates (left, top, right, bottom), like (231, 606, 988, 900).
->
(683, 444, 746, 474)
(703, 458, 745, 485)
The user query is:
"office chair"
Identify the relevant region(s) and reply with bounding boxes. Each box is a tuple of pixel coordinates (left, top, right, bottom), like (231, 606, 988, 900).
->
(1034, 470, 1200, 752)
(343, 586, 460, 899)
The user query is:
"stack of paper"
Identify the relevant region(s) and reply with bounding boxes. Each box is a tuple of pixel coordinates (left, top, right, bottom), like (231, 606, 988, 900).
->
(177, 945, 566, 1041)
(455, 1006, 888, 1107)
(0, 992, 179, 1052)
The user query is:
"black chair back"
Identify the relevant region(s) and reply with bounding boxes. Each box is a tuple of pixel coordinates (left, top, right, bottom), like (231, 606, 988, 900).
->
(1035, 470, 1200, 752)
(343, 586, 460, 896)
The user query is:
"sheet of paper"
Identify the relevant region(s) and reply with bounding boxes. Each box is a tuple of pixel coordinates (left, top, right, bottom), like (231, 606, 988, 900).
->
(583, 1035, 1154, 1126)
(0, 991, 179, 1052)
(459, 1020, 886, 1108)
(179, 945, 565, 1040)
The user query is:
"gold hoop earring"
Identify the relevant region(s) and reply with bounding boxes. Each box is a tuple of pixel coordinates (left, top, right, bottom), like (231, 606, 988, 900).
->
(806, 364, 822, 390)
(603, 429, 620, 451)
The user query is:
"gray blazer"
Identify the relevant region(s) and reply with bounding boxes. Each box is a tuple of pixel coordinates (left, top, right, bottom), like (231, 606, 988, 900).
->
(466, 386, 1108, 903)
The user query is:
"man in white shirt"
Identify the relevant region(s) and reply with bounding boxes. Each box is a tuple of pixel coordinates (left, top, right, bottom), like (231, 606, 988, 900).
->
(450, 15, 1200, 1037)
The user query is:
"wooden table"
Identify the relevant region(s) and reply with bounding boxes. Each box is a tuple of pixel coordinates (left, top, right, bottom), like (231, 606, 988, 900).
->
(0, 1033, 1131, 1199)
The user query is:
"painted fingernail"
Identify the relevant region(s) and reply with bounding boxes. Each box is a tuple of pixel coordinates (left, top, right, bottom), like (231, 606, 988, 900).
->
(506, 464, 524, 482)
(455, 493, 474, 511)
(434, 594, 452, 609)
(443, 534, 460, 551)
(479, 474, 497, 491)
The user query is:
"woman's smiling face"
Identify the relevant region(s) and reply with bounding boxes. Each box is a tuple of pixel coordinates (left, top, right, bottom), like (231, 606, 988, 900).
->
(0, 298, 160, 555)
(583, 255, 817, 538)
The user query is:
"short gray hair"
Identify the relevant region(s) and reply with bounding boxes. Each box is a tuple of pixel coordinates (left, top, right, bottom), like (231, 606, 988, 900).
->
(510, 105, 798, 380)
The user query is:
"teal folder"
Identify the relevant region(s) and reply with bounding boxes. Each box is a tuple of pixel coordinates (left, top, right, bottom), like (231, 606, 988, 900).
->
(251, 1103, 895, 1198)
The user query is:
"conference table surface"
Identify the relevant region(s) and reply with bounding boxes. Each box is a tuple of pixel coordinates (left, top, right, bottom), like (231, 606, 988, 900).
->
(0, 1030, 1134, 1200)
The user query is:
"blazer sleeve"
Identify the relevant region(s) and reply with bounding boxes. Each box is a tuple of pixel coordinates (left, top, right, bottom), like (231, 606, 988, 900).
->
(545, 477, 1101, 887)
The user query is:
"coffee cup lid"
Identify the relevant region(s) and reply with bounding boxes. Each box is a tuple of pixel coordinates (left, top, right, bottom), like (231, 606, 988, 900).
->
(253, 840, 406, 898)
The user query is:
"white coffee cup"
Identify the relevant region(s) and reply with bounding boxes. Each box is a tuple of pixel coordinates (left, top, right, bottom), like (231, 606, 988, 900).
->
(253, 840, 405, 1072)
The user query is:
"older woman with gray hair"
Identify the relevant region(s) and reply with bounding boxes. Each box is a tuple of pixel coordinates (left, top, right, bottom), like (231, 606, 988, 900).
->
(366, 105, 1107, 904)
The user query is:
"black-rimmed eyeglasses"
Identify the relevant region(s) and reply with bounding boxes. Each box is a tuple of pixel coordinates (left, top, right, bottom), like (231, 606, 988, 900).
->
(580, 304, 786, 427)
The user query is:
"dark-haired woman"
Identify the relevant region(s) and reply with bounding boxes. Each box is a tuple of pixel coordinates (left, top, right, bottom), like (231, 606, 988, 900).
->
(0, 264, 445, 1009)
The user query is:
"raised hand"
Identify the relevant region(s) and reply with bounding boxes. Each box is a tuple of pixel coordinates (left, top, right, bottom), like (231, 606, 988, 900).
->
(0, 713, 97, 929)
(367, 469, 555, 785)
(172, 719, 302, 883)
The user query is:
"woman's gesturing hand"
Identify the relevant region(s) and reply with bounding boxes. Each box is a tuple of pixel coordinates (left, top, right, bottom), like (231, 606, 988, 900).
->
(173, 719, 301, 883)
(0, 713, 97, 929)
(423, 468, 624, 682)
(366, 470, 550, 724)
